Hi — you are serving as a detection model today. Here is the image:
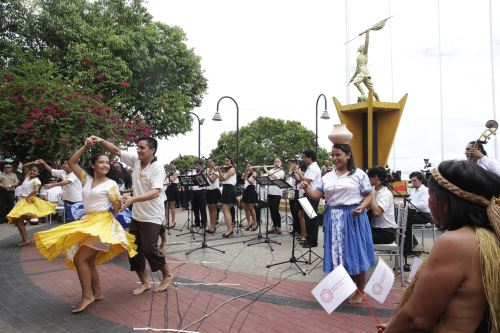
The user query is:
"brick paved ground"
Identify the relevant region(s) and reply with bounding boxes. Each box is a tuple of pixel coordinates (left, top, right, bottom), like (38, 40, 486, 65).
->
(0, 209, 437, 333)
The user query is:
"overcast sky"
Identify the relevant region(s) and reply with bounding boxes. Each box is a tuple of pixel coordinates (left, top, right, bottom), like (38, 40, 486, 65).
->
(144, 0, 500, 176)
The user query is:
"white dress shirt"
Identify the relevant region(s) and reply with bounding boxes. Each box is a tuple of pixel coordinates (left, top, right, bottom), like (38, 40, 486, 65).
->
(120, 151, 166, 225)
(408, 184, 430, 213)
(299, 162, 322, 198)
(51, 169, 83, 202)
(477, 155, 500, 177)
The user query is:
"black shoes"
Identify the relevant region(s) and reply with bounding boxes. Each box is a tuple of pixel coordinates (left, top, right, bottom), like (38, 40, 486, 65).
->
(301, 241, 318, 248)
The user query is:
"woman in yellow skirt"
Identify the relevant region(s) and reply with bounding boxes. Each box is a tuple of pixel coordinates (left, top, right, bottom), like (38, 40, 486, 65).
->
(34, 139, 137, 313)
(7, 162, 56, 245)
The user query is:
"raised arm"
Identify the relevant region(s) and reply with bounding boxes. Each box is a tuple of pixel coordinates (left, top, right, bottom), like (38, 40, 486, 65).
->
(88, 135, 121, 156)
(363, 31, 369, 55)
(35, 159, 53, 173)
(68, 139, 93, 178)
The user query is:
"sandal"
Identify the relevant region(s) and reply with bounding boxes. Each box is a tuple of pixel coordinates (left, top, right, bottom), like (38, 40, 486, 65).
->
(207, 226, 217, 234)
(250, 224, 259, 231)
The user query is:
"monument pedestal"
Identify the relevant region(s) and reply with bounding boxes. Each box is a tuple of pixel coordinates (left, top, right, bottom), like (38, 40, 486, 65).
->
(333, 90, 408, 169)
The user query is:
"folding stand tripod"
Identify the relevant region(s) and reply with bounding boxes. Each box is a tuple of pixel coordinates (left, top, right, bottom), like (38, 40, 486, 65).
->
(176, 175, 203, 241)
(266, 194, 307, 275)
(246, 177, 281, 251)
(296, 197, 323, 268)
(186, 198, 225, 255)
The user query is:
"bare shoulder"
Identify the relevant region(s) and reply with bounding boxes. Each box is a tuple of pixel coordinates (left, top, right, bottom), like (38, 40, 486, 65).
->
(433, 226, 477, 252)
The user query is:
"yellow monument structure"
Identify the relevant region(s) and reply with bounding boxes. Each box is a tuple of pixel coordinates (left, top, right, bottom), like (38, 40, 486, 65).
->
(333, 91, 407, 169)
(335, 17, 407, 169)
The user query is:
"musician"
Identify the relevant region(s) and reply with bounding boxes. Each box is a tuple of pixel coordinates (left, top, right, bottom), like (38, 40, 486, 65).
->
(285, 159, 301, 236)
(189, 161, 207, 228)
(422, 158, 432, 181)
(405, 171, 432, 254)
(241, 163, 258, 231)
(217, 156, 236, 237)
(205, 158, 221, 234)
(265, 158, 285, 234)
(465, 140, 500, 177)
(295, 149, 322, 248)
(165, 161, 180, 229)
(367, 167, 397, 244)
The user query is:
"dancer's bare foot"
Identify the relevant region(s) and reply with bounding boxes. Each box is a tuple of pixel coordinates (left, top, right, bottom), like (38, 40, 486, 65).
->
(159, 242, 166, 252)
(72, 296, 95, 314)
(155, 273, 173, 292)
(17, 240, 31, 246)
(132, 283, 151, 295)
(347, 293, 363, 305)
(94, 293, 104, 301)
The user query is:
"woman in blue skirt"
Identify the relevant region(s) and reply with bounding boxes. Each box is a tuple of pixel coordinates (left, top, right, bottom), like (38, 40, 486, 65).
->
(303, 143, 376, 304)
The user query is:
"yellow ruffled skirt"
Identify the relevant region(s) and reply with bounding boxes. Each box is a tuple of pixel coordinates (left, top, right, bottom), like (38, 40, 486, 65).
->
(7, 197, 56, 223)
(34, 211, 137, 270)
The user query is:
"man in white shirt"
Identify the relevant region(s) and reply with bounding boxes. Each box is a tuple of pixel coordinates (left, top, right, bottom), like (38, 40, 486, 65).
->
(36, 158, 83, 221)
(465, 140, 500, 177)
(406, 171, 432, 254)
(367, 167, 398, 244)
(265, 158, 285, 234)
(295, 149, 322, 248)
(90, 135, 173, 295)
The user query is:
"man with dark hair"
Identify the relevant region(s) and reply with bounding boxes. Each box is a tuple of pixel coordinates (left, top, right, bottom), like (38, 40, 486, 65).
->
(89, 135, 173, 295)
(465, 140, 500, 177)
(189, 160, 207, 227)
(367, 167, 398, 244)
(405, 171, 431, 254)
(294, 149, 322, 248)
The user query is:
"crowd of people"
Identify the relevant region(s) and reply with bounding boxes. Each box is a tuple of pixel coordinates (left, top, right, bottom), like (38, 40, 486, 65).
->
(0, 133, 499, 330)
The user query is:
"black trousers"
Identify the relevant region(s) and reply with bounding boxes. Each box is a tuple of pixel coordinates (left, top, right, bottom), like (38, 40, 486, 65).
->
(128, 219, 166, 273)
(371, 227, 396, 244)
(268, 194, 281, 228)
(0, 189, 15, 224)
(191, 190, 207, 226)
(289, 199, 300, 233)
(299, 197, 319, 245)
(405, 210, 432, 253)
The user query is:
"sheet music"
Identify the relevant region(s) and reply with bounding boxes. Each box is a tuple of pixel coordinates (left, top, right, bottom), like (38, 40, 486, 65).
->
(298, 197, 317, 219)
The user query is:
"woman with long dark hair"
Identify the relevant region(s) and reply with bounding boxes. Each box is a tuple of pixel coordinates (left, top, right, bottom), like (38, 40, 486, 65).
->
(7, 162, 55, 245)
(303, 143, 375, 304)
(378, 160, 500, 333)
(34, 139, 137, 313)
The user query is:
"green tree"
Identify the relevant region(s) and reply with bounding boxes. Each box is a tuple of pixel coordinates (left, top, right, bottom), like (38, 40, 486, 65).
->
(1, 0, 207, 138)
(164, 154, 198, 174)
(210, 117, 330, 172)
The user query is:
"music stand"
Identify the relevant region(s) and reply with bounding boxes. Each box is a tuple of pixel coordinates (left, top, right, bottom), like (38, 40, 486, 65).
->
(176, 175, 202, 240)
(246, 176, 281, 251)
(266, 180, 307, 274)
(296, 197, 323, 267)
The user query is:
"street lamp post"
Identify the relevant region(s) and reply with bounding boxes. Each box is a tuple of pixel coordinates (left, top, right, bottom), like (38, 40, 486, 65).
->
(188, 112, 205, 159)
(316, 94, 330, 157)
(212, 96, 239, 172)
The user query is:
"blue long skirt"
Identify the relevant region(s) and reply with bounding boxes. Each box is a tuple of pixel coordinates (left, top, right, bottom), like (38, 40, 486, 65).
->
(323, 204, 376, 275)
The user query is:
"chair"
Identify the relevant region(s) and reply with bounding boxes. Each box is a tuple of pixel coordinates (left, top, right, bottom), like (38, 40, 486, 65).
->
(373, 202, 408, 285)
(46, 192, 65, 224)
(411, 222, 436, 251)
